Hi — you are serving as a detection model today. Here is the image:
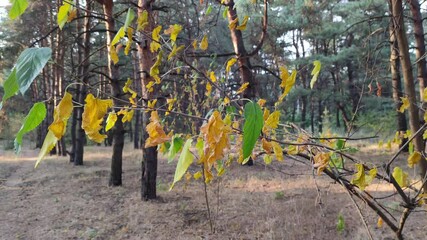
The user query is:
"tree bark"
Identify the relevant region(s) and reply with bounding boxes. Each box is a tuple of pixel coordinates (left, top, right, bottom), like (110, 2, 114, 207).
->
(138, 0, 158, 199)
(389, 12, 408, 150)
(74, 0, 92, 166)
(391, 0, 427, 192)
(225, 0, 257, 100)
(408, 0, 427, 95)
(97, 0, 125, 186)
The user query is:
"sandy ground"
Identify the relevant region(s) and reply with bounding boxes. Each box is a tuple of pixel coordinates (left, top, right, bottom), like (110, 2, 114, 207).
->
(0, 144, 426, 240)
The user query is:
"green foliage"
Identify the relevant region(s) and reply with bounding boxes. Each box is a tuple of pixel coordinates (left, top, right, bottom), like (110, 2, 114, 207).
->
(242, 102, 263, 162)
(15, 47, 52, 94)
(167, 135, 184, 163)
(57, 0, 72, 29)
(170, 139, 193, 190)
(9, 0, 28, 20)
(337, 213, 345, 233)
(14, 102, 46, 153)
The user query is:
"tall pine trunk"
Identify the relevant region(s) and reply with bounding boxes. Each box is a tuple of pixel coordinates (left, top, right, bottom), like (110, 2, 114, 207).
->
(138, 0, 158, 199)
(97, 0, 125, 186)
(74, 0, 92, 165)
(389, 13, 408, 150)
(391, 0, 427, 193)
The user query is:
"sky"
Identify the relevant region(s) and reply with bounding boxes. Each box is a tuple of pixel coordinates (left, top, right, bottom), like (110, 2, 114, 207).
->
(0, 0, 9, 7)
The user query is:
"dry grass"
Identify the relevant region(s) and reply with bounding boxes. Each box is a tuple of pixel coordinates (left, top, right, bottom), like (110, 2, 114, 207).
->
(0, 144, 426, 240)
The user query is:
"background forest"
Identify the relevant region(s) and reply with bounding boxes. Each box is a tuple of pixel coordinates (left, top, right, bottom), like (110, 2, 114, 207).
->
(1, 0, 427, 239)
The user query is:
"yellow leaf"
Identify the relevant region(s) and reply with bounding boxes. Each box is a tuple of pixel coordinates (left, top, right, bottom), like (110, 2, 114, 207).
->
(408, 151, 422, 168)
(226, 58, 237, 74)
(110, 45, 119, 65)
(200, 34, 208, 50)
(209, 71, 217, 83)
(82, 94, 113, 143)
(192, 39, 198, 50)
(48, 92, 73, 139)
(378, 140, 383, 149)
(150, 25, 162, 52)
(193, 171, 202, 180)
(150, 51, 163, 81)
(199, 111, 232, 179)
(147, 81, 155, 92)
(351, 164, 377, 190)
(279, 66, 289, 89)
(271, 141, 283, 161)
(67, 8, 77, 23)
(313, 152, 330, 175)
(236, 16, 249, 31)
(167, 44, 184, 60)
(119, 109, 134, 123)
(228, 17, 239, 30)
(145, 111, 170, 148)
(263, 154, 272, 165)
(35, 130, 58, 168)
(224, 97, 230, 105)
(205, 82, 212, 96)
(185, 171, 192, 181)
(148, 99, 157, 110)
(399, 97, 409, 113)
(262, 138, 273, 154)
(164, 24, 182, 43)
(377, 218, 383, 228)
(137, 10, 148, 31)
(123, 78, 133, 93)
(288, 145, 298, 155)
(167, 98, 176, 112)
(282, 69, 297, 98)
(310, 60, 321, 89)
(124, 28, 133, 56)
(257, 99, 266, 107)
(112, 27, 126, 46)
(236, 82, 249, 94)
(423, 87, 427, 102)
(392, 167, 409, 188)
(105, 112, 117, 132)
(265, 111, 280, 130)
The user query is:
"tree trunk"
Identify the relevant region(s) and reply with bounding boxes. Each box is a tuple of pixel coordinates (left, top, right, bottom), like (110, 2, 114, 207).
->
(391, 0, 427, 192)
(408, 0, 427, 95)
(74, 0, 92, 166)
(98, 0, 125, 186)
(138, 0, 158, 199)
(225, 0, 257, 100)
(389, 12, 408, 150)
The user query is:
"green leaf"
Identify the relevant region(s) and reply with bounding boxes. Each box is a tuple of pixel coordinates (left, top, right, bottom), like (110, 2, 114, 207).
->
(170, 139, 194, 190)
(0, 68, 19, 110)
(206, 5, 212, 15)
(335, 139, 345, 150)
(223, 8, 228, 19)
(196, 138, 204, 156)
(242, 102, 264, 160)
(57, 1, 71, 29)
(167, 135, 184, 163)
(310, 60, 321, 89)
(14, 102, 47, 153)
(329, 153, 343, 170)
(337, 214, 345, 233)
(123, 8, 135, 30)
(15, 47, 52, 94)
(9, 0, 28, 20)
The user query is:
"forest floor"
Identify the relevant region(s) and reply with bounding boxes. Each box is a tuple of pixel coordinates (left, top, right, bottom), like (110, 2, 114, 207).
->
(0, 142, 426, 240)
